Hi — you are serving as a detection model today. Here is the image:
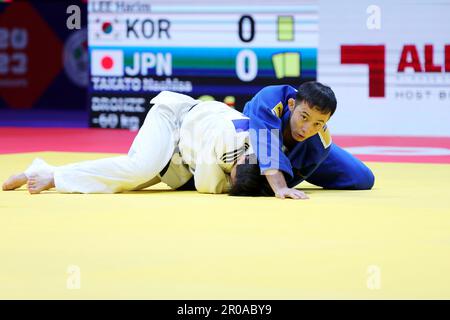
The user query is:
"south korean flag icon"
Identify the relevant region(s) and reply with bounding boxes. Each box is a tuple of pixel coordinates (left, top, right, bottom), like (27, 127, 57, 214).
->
(90, 50, 124, 76)
(93, 18, 121, 41)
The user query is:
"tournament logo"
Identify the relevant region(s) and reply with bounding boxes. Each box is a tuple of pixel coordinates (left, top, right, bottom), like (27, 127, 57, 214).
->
(0, 1, 62, 108)
(64, 28, 89, 87)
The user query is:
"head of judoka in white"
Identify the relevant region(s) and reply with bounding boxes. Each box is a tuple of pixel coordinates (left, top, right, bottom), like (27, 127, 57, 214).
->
(229, 153, 274, 197)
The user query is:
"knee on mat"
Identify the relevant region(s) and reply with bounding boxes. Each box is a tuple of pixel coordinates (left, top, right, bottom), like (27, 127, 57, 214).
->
(353, 166, 375, 190)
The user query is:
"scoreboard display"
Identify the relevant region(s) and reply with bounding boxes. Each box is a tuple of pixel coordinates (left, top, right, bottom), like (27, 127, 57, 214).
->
(88, 0, 318, 130)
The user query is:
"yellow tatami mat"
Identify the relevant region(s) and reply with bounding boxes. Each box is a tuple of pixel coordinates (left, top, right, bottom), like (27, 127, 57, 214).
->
(1, 152, 450, 299)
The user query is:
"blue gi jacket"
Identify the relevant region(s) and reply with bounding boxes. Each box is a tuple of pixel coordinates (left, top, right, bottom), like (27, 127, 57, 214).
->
(243, 85, 332, 187)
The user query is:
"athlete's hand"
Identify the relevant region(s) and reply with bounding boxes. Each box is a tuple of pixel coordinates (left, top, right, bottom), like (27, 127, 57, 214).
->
(275, 187, 309, 200)
(264, 170, 309, 200)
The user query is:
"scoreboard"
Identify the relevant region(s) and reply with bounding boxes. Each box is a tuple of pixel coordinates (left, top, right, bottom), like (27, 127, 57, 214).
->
(88, 0, 318, 130)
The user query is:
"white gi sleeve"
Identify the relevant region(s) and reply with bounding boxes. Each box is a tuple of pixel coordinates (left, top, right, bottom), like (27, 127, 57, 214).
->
(193, 124, 232, 194)
(193, 123, 249, 194)
(194, 158, 231, 194)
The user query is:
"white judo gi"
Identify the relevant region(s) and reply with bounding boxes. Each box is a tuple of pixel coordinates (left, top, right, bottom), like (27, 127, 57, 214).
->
(24, 91, 251, 194)
(178, 100, 250, 193)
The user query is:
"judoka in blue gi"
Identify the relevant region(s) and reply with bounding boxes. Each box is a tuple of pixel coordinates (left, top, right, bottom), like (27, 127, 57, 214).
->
(229, 82, 375, 199)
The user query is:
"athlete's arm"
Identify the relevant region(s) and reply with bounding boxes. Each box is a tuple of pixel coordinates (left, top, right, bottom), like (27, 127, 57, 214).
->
(194, 160, 230, 194)
(193, 126, 232, 194)
(243, 86, 295, 178)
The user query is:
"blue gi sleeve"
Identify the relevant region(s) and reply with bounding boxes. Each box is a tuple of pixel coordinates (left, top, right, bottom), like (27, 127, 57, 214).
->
(243, 85, 297, 178)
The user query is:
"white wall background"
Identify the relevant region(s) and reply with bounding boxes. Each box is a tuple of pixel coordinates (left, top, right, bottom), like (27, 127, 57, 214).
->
(318, 0, 450, 136)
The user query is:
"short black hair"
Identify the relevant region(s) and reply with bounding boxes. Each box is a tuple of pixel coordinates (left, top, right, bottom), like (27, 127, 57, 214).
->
(296, 81, 337, 116)
(229, 154, 274, 197)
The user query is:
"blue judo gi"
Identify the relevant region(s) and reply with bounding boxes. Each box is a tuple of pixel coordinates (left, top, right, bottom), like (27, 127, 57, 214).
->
(243, 85, 374, 190)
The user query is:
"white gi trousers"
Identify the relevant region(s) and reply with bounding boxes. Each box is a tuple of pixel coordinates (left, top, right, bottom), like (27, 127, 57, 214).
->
(24, 91, 198, 193)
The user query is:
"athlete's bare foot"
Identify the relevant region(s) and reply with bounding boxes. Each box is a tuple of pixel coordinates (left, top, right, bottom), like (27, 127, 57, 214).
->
(2, 173, 28, 191)
(27, 172, 55, 194)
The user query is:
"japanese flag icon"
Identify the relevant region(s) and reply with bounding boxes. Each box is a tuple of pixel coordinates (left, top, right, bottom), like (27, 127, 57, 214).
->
(91, 50, 124, 76)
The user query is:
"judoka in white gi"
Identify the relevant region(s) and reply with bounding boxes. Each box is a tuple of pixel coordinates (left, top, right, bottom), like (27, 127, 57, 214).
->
(2, 91, 252, 195)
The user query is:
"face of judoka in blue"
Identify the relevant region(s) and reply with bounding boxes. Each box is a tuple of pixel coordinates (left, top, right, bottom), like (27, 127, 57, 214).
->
(286, 98, 331, 142)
